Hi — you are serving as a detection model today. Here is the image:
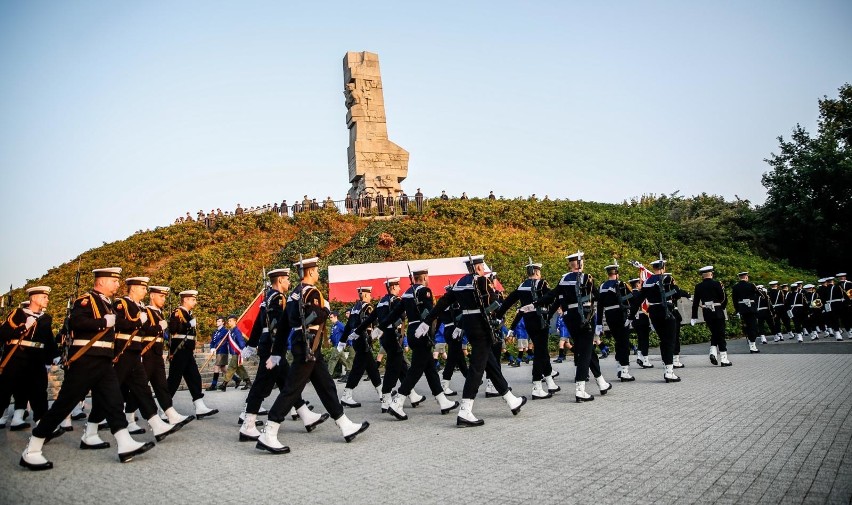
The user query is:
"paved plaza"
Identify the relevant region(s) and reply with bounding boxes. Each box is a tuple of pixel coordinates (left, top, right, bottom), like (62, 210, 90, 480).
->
(2, 338, 851, 505)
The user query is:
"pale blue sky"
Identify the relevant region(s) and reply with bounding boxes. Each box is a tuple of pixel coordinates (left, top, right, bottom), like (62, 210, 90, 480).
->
(1, 0, 850, 291)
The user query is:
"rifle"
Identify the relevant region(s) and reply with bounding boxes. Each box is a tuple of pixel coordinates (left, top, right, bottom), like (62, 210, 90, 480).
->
(573, 272, 596, 329)
(59, 258, 82, 370)
(297, 255, 318, 362)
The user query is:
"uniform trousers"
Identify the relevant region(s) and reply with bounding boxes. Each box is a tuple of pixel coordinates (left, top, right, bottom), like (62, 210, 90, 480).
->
(528, 326, 553, 381)
(32, 355, 127, 438)
(775, 307, 792, 332)
(790, 310, 805, 334)
(267, 340, 343, 424)
(0, 352, 49, 422)
(606, 316, 631, 367)
(344, 337, 381, 389)
(379, 331, 406, 395)
(398, 327, 442, 397)
(757, 310, 779, 335)
(462, 327, 509, 400)
(706, 318, 727, 352)
(126, 351, 173, 414)
(634, 317, 652, 356)
(97, 350, 158, 423)
(442, 337, 469, 381)
(740, 313, 759, 343)
(245, 349, 305, 414)
(564, 317, 601, 381)
(167, 347, 203, 401)
(648, 311, 676, 366)
(822, 307, 840, 332)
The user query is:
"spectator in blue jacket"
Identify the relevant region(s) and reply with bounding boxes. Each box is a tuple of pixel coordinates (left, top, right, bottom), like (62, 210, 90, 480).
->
(207, 316, 229, 390)
(220, 315, 251, 391)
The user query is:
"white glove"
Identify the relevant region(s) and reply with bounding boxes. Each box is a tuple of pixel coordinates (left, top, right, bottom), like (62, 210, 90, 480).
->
(159, 320, 168, 330)
(189, 318, 197, 328)
(266, 355, 281, 369)
(506, 330, 514, 339)
(370, 327, 383, 340)
(594, 325, 603, 336)
(336, 342, 345, 353)
(139, 312, 148, 324)
(414, 322, 430, 338)
(24, 316, 37, 330)
(452, 327, 463, 340)
(52, 356, 62, 366)
(690, 319, 697, 326)
(519, 303, 536, 313)
(624, 319, 632, 328)
(241, 346, 257, 360)
(736, 313, 741, 319)
(103, 314, 116, 327)
(209, 348, 216, 355)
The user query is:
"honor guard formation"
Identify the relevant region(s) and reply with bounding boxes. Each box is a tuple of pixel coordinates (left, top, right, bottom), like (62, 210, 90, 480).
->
(2, 256, 850, 470)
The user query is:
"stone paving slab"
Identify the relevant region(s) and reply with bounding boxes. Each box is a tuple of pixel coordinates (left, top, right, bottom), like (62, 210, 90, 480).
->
(1, 352, 850, 505)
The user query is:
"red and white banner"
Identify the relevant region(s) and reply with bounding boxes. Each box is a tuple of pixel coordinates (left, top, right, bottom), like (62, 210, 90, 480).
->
(328, 257, 498, 303)
(236, 290, 263, 340)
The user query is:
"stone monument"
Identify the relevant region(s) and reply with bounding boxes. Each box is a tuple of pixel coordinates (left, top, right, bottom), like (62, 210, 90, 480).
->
(343, 51, 409, 200)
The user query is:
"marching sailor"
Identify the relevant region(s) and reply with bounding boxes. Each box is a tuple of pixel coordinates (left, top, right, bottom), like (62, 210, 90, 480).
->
(538, 251, 612, 399)
(21, 268, 154, 470)
(731, 272, 761, 353)
(690, 266, 731, 366)
(494, 258, 561, 399)
(382, 267, 459, 419)
(258, 257, 368, 454)
(628, 256, 681, 382)
(817, 277, 847, 341)
(0, 287, 59, 431)
(340, 286, 383, 408)
(596, 262, 636, 382)
(423, 255, 526, 426)
(167, 290, 218, 418)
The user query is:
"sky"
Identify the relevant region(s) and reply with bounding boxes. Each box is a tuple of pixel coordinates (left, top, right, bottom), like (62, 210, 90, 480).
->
(1, 0, 850, 292)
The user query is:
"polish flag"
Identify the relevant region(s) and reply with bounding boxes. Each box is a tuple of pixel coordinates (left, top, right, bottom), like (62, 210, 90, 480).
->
(236, 290, 263, 339)
(328, 257, 498, 303)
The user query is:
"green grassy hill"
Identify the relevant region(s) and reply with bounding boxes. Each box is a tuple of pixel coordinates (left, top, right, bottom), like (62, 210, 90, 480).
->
(7, 196, 814, 346)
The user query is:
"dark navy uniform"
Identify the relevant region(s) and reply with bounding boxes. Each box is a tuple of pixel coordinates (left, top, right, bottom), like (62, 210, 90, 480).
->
(380, 280, 443, 398)
(785, 284, 807, 337)
(111, 295, 162, 425)
(32, 289, 129, 439)
(755, 289, 779, 339)
(731, 278, 760, 347)
(426, 273, 511, 400)
(267, 282, 343, 424)
(597, 278, 632, 368)
(629, 282, 653, 366)
(692, 276, 728, 356)
(245, 287, 306, 416)
(803, 287, 823, 335)
(438, 288, 469, 382)
(539, 270, 602, 383)
(167, 306, 204, 400)
(630, 271, 678, 368)
(818, 282, 847, 338)
(137, 303, 174, 412)
(495, 277, 554, 383)
(769, 285, 791, 334)
(343, 299, 382, 390)
(356, 290, 406, 396)
(0, 306, 58, 423)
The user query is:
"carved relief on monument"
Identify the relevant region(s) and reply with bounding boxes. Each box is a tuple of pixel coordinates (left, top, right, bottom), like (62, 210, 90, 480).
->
(343, 51, 408, 200)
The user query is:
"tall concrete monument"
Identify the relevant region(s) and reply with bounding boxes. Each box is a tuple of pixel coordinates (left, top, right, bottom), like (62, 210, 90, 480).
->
(343, 51, 409, 199)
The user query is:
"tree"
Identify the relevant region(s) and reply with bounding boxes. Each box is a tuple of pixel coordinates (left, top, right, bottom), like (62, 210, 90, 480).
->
(760, 84, 852, 273)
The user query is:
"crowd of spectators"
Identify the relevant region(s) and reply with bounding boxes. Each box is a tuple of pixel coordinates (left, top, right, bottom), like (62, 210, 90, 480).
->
(171, 190, 552, 228)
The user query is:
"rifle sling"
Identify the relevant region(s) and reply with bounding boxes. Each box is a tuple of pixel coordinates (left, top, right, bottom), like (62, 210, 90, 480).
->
(66, 328, 110, 367)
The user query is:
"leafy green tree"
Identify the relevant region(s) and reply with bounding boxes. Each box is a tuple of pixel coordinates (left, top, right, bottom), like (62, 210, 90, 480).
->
(760, 83, 852, 273)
